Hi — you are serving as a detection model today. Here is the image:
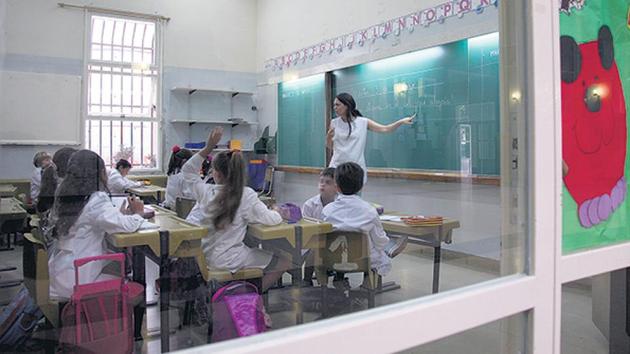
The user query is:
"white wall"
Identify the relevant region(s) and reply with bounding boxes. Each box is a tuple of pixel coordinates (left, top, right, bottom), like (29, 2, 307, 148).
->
(4, 0, 257, 71)
(0, 0, 258, 179)
(256, 0, 440, 72)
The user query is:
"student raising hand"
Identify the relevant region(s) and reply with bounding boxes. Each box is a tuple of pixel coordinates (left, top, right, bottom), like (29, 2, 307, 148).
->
(200, 127, 223, 157)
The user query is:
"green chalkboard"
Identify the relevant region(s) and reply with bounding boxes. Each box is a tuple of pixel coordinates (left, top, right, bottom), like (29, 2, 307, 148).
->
(277, 74, 326, 167)
(333, 33, 500, 175)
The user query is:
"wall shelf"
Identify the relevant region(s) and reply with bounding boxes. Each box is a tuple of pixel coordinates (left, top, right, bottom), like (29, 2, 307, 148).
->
(170, 86, 254, 96)
(169, 119, 258, 127)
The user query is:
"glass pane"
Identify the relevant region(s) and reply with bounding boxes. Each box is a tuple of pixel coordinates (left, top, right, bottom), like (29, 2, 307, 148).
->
(399, 312, 528, 354)
(562, 275, 621, 354)
(561, 0, 630, 254)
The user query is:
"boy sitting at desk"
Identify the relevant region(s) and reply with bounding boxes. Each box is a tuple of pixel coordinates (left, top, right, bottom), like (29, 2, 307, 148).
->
(321, 163, 408, 286)
(301, 167, 337, 285)
(322, 162, 392, 279)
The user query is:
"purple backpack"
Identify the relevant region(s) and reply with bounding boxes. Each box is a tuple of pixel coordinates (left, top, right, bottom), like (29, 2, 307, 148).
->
(211, 282, 267, 342)
(279, 203, 302, 223)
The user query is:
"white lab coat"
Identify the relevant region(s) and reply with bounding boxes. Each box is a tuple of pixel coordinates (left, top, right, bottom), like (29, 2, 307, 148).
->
(302, 194, 325, 220)
(107, 169, 142, 194)
(48, 191, 145, 298)
(30, 167, 42, 202)
(322, 194, 391, 275)
(183, 154, 283, 272)
(163, 172, 194, 209)
(329, 117, 369, 183)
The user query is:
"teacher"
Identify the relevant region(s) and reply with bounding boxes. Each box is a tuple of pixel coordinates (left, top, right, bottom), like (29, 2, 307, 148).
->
(327, 92, 415, 182)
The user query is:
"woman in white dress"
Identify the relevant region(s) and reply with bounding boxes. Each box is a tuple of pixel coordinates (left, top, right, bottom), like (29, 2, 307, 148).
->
(327, 92, 415, 182)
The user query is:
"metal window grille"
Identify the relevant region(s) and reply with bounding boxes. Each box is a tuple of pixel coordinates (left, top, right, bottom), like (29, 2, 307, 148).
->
(85, 15, 159, 169)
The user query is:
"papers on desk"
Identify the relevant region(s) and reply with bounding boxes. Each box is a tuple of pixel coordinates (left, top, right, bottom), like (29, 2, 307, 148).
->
(379, 215, 402, 222)
(139, 220, 160, 230)
(111, 196, 127, 210)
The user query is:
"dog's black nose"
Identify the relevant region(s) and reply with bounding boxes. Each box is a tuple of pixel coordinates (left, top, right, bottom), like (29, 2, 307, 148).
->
(584, 84, 602, 112)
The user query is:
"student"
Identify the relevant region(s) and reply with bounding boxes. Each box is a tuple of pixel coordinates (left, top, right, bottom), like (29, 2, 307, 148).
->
(107, 159, 142, 194)
(37, 147, 77, 214)
(322, 162, 391, 276)
(327, 92, 415, 182)
(47, 150, 146, 298)
(301, 167, 337, 285)
(201, 155, 214, 184)
(163, 145, 194, 209)
(302, 167, 337, 220)
(30, 151, 52, 203)
(183, 127, 290, 291)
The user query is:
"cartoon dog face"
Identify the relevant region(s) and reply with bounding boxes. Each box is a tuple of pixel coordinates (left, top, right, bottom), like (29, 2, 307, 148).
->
(562, 25, 628, 228)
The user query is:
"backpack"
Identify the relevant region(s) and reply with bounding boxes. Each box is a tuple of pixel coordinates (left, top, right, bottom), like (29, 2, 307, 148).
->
(210, 281, 267, 343)
(278, 203, 302, 223)
(58, 254, 134, 354)
(0, 286, 43, 349)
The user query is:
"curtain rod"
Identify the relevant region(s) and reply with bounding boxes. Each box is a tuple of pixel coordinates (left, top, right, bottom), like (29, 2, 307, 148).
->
(58, 2, 170, 22)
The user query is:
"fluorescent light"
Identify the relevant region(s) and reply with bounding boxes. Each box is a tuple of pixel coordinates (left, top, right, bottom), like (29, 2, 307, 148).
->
(366, 47, 445, 70)
(468, 32, 499, 47)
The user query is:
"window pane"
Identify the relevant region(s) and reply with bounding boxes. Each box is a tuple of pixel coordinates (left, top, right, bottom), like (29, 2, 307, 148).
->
(562, 276, 616, 353)
(399, 312, 528, 354)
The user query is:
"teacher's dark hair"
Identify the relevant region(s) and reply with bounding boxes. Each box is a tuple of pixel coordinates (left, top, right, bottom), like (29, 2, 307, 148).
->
(335, 92, 363, 137)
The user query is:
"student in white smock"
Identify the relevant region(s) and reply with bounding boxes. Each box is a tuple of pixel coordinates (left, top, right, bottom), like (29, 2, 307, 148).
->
(30, 151, 52, 203)
(107, 159, 142, 194)
(48, 150, 146, 299)
(183, 127, 291, 291)
(163, 146, 194, 209)
(327, 92, 416, 183)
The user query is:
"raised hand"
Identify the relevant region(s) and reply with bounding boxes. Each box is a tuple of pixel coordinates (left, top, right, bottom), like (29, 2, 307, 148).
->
(207, 127, 224, 149)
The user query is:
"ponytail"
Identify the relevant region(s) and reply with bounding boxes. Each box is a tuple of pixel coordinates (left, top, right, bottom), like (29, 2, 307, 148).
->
(211, 150, 245, 229)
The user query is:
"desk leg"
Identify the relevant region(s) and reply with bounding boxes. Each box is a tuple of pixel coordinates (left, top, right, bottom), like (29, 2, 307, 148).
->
(432, 246, 441, 294)
(294, 227, 303, 324)
(132, 247, 146, 341)
(159, 231, 170, 353)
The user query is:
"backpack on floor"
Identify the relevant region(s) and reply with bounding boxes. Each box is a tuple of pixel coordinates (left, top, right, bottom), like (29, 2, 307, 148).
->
(58, 254, 134, 354)
(0, 286, 44, 349)
(210, 281, 267, 342)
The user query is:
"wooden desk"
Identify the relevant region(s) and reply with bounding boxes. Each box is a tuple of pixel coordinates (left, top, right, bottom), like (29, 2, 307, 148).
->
(0, 198, 28, 251)
(109, 214, 206, 353)
(0, 185, 17, 198)
(145, 204, 176, 216)
(127, 185, 167, 203)
(381, 214, 460, 293)
(248, 219, 333, 323)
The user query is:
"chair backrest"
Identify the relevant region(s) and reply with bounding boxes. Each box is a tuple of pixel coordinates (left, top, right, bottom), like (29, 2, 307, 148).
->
(22, 228, 60, 327)
(175, 197, 196, 219)
(261, 166, 275, 196)
(320, 231, 370, 274)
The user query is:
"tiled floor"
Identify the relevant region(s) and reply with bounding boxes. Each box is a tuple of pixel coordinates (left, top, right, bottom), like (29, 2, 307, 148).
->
(0, 241, 609, 353)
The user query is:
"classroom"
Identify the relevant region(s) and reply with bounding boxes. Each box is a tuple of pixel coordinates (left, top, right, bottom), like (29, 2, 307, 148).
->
(0, 0, 629, 353)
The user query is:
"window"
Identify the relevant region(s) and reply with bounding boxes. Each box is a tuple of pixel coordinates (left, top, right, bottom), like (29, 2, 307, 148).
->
(85, 15, 160, 169)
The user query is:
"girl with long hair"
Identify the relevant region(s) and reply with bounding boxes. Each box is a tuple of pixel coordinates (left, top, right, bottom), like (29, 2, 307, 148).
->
(183, 127, 290, 291)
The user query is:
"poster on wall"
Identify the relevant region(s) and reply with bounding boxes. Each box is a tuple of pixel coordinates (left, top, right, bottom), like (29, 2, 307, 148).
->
(561, 0, 630, 253)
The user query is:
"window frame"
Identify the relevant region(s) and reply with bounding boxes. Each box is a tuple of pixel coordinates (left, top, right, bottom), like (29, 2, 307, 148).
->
(82, 11, 163, 172)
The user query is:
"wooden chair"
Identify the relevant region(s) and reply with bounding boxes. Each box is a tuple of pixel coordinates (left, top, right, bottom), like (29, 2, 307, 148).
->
(258, 165, 275, 207)
(22, 229, 66, 328)
(316, 231, 380, 314)
(175, 197, 196, 219)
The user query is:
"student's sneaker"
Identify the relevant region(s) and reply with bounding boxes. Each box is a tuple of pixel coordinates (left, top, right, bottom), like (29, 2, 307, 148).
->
(385, 236, 409, 258)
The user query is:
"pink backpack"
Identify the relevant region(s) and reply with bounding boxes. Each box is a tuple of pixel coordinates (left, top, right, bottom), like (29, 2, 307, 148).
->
(210, 281, 267, 343)
(59, 254, 135, 354)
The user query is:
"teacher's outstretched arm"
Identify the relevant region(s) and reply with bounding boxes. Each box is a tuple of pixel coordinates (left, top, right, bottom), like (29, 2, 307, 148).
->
(367, 113, 416, 133)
